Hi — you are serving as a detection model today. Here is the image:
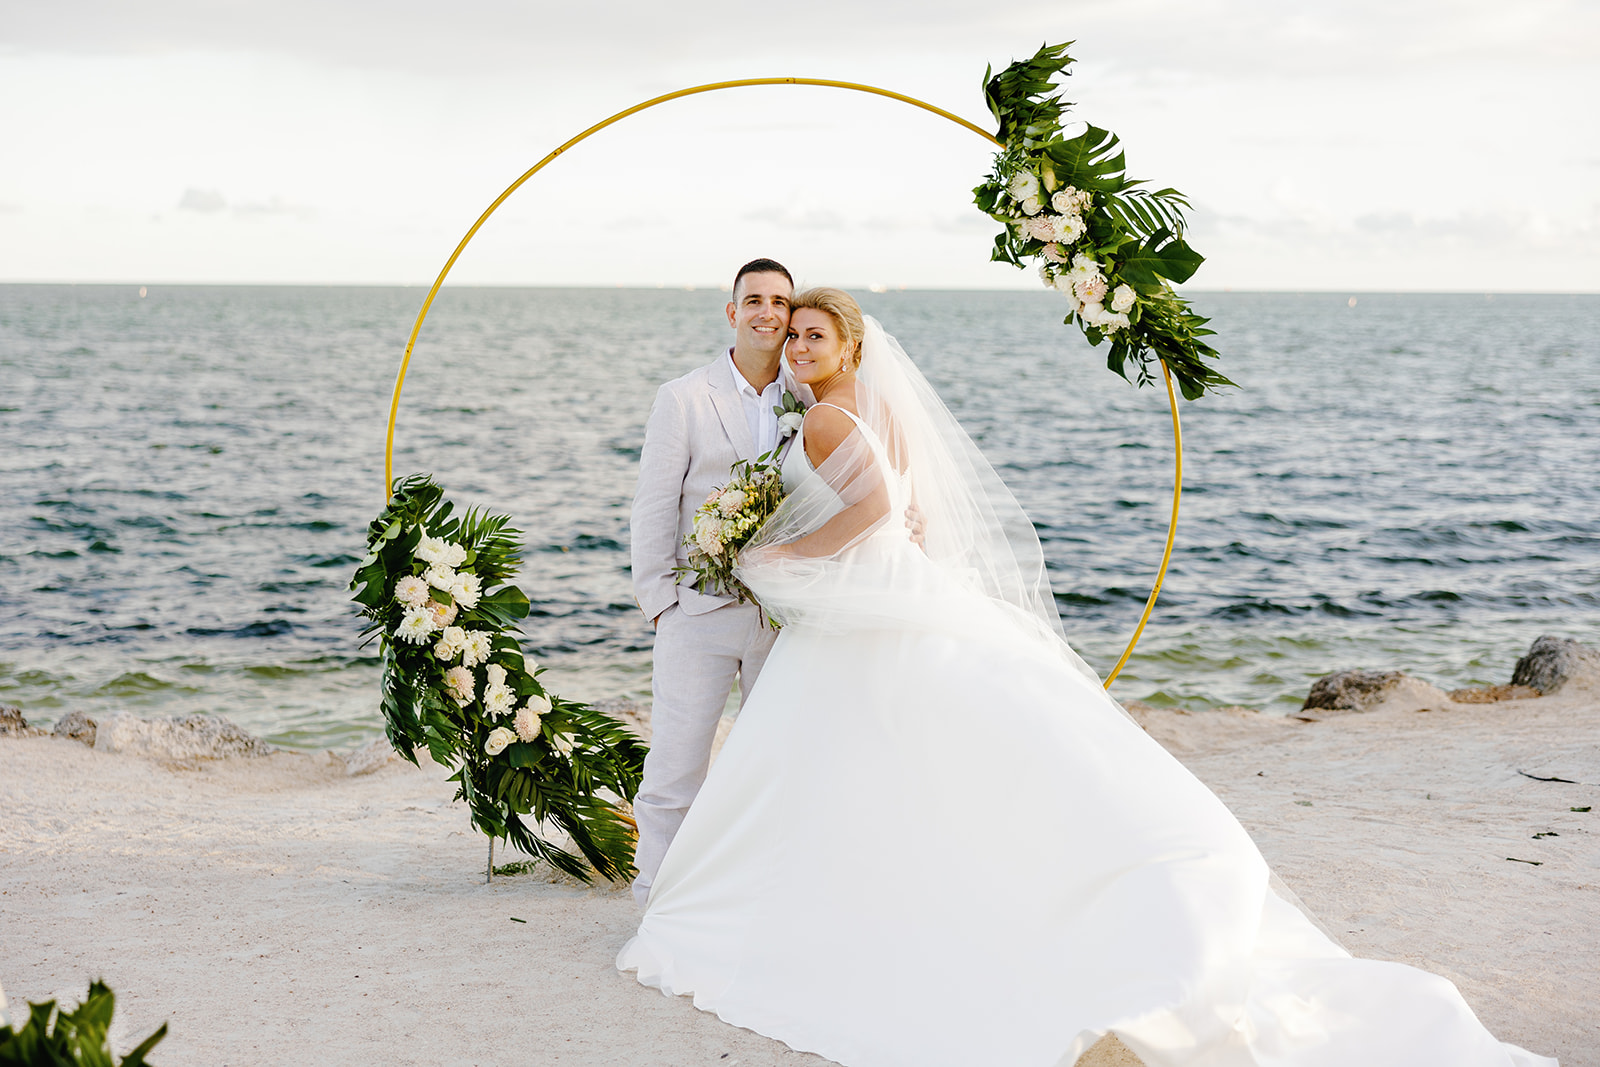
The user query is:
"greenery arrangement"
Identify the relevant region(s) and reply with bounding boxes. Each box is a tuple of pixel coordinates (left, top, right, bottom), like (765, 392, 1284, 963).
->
(351, 474, 647, 882)
(676, 452, 787, 617)
(973, 42, 1235, 400)
(0, 980, 166, 1067)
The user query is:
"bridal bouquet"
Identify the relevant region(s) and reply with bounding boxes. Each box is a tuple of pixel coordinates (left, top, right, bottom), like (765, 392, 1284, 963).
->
(351, 474, 646, 882)
(678, 452, 786, 614)
(973, 42, 1235, 400)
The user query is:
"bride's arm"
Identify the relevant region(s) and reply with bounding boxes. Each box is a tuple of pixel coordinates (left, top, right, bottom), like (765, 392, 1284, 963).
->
(749, 405, 890, 561)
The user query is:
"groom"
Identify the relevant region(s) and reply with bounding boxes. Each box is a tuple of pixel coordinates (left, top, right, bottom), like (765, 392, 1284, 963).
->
(629, 257, 799, 907)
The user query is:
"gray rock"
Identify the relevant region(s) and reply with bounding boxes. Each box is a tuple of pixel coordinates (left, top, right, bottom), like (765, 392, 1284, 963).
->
(342, 735, 398, 776)
(92, 712, 274, 759)
(1510, 636, 1600, 694)
(1299, 669, 1452, 719)
(1, 704, 45, 737)
(52, 710, 98, 746)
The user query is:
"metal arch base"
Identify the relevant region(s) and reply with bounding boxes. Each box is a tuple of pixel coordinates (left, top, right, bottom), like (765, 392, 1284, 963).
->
(379, 76, 1181, 689)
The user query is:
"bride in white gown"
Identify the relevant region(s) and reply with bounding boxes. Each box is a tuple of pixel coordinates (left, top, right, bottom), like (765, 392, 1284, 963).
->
(617, 287, 1554, 1067)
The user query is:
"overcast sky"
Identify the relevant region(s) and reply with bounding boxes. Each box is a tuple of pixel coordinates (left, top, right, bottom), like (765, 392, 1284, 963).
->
(3, 0, 1596, 290)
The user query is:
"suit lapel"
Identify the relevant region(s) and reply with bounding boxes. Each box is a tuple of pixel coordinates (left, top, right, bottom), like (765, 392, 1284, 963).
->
(709, 353, 757, 460)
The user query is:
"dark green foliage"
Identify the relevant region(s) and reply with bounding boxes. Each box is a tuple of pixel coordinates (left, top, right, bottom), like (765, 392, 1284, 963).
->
(973, 43, 1236, 400)
(351, 474, 647, 883)
(0, 981, 166, 1067)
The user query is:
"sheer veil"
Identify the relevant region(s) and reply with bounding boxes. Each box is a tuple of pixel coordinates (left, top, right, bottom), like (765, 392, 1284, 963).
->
(736, 316, 1103, 687)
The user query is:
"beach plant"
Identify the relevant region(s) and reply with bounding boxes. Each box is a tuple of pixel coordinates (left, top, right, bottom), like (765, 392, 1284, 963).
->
(973, 42, 1235, 400)
(350, 474, 647, 883)
(0, 980, 166, 1067)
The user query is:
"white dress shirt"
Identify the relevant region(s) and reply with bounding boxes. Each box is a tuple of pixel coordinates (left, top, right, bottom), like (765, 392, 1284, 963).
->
(725, 349, 785, 456)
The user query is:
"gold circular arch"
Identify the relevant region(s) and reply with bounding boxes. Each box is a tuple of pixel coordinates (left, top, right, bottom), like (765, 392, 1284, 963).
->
(381, 76, 1181, 688)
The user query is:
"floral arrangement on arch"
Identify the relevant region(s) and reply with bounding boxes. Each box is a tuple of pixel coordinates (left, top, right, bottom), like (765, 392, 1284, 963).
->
(350, 474, 646, 882)
(973, 42, 1235, 400)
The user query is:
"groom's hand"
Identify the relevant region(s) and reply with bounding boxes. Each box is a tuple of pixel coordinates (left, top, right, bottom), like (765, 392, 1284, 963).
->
(905, 505, 927, 549)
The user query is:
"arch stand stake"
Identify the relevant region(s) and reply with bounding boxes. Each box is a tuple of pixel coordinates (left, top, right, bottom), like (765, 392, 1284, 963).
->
(381, 77, 1183, 693)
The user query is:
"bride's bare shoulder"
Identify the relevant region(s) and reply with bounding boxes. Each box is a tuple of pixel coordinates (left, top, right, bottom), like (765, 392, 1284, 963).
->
(802, 403, 857, 466)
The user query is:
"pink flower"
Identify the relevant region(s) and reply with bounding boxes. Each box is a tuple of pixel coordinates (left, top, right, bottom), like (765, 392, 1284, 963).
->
(1074, 275, 1109, 304)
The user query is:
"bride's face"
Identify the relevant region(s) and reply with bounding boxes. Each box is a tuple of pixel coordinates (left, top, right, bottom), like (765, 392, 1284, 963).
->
(786, 309, 850, 387)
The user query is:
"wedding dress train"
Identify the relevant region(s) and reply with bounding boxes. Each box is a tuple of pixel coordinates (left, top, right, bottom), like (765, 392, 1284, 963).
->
(617, 323, 1552, 1067)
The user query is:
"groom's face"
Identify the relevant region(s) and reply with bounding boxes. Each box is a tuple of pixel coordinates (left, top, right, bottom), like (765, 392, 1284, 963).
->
(726, 272, 793, 358)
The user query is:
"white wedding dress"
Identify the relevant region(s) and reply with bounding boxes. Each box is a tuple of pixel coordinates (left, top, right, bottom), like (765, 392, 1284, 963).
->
(617, 321, 1553, 1067)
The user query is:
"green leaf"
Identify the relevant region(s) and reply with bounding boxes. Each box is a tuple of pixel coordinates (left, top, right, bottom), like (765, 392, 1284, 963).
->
(1117, 229, 1205, 288)
(1042, 124, 1126, 192)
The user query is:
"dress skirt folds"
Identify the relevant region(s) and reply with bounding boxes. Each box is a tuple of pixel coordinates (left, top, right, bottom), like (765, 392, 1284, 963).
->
(619, 335, 1554, 1066)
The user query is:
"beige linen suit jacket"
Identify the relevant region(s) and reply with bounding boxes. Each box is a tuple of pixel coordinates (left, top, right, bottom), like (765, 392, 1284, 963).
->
(631, 353, 791, 622)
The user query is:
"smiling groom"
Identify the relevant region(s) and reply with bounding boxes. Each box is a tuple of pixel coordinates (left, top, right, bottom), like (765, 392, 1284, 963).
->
(628, 258, 799, 907)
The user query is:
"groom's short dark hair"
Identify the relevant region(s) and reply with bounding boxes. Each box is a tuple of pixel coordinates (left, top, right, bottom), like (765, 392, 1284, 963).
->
(732, 258, 792, 298)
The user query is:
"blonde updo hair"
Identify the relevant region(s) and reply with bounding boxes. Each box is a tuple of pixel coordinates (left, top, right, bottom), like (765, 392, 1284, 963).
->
(790, 287, 866, 367)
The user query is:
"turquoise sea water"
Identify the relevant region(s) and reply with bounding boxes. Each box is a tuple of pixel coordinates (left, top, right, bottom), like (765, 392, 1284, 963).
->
(2, 285, 1597, 748)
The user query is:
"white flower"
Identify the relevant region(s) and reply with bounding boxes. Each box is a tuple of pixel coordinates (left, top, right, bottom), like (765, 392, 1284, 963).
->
(513, 701, 544, 742)
(1103, 311, 1131, 332)
(484, 684, 516, 718)
(443, 665, 475, 706)
(450, 570, 482, 610)
(1069, 253, 1101, 280)
(485, 663, 507, 688)
(717, 488, 747, 517)
(433, 625, 467, 661)
(778, 410, 805, 439)
(414, 535, 447, 564)
(424, 563, 456, 592)
(461, 630, 493, 668)
(1052, 186, 1092, 214)
(1111, 284, 1137, 313)
(484, 726, 516, 756)
(1048, 212, 1085, 244)
(395, 605, 438, 643)
(440, 541, 467, 568)
(1007, 169, 1042, 204)
(1080, 301, 1107, 325)
(1019, 195, 1044, 217)
(1024, 214, 1059, 243)
(393, 574, 430, 608)
(427, 598, 458, 629)
(551, 731, 575, 757)
(1074, 273, 1109, 305)
(694, 517, 726, 556)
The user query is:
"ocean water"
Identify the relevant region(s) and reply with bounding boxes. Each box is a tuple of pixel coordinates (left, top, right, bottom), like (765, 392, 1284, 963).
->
(2, 285, 1597, 748)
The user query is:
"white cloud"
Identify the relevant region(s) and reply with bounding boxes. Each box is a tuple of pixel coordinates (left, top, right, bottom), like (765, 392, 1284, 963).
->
(1, 0, 1595, 288)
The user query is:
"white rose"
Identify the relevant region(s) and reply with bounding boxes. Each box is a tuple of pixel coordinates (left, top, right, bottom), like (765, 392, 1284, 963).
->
(524, 693, 552, 716)
(1007, 170, 1042, 204)
(485, 663, 506, 688)
(450, 570, 482, 610)
(424, 563, 456, 591)
(483, 726, 516, 756)
(433, 625, 467, 661)
(1019, 195, 1044, 217)
(1080, 301, 1108, 325)
(778, 411, 805, 439)
(1111, 284, 1136, 313)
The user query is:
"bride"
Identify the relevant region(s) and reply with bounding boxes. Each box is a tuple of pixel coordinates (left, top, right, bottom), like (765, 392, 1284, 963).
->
(617, 288, 1553, 1067)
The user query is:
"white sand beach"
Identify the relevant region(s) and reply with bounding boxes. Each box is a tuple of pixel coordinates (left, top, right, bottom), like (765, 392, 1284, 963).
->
(2, 683, 1594, 1066)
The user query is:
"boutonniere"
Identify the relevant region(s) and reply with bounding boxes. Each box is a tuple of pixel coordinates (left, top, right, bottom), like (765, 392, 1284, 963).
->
(773, 390, 806, 440)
